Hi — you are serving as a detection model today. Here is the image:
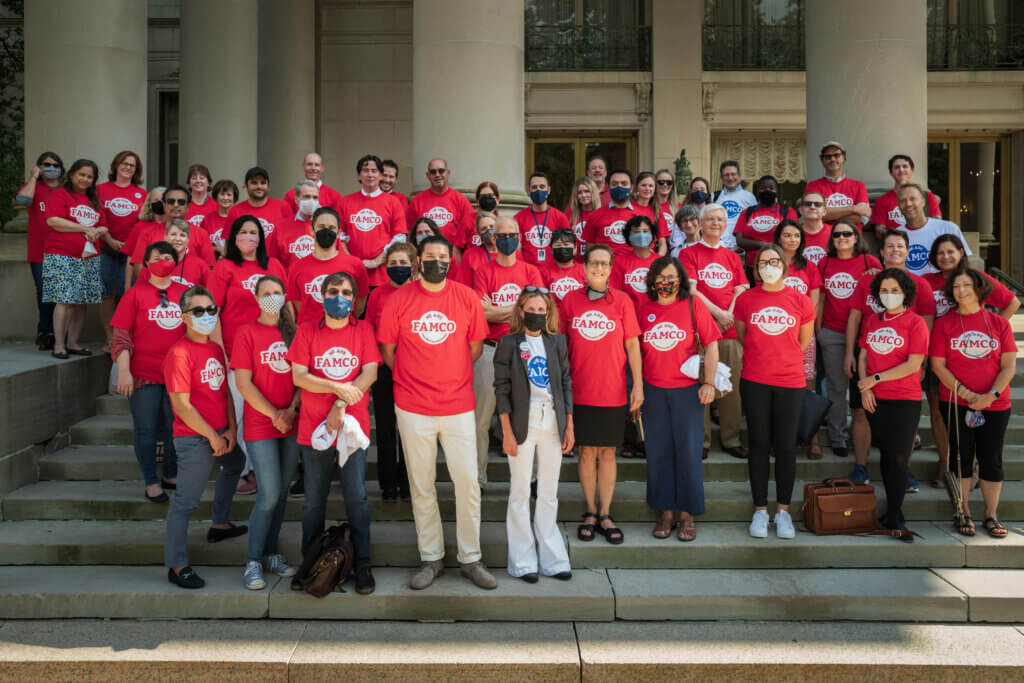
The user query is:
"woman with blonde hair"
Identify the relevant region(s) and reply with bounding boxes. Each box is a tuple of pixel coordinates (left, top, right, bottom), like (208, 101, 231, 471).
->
(655, 169, 679, 238)
(565, 177, 601, 261)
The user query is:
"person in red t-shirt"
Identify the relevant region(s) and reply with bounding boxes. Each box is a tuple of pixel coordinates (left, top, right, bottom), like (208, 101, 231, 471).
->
(542, 229, 587, 315)
(798, 190, 831, 267)
(230, 274, 302, 589)
(130, 185, 216, 273)
(406, 158, 475, 260)
(283, 153, 342, 213)
(638, 255, 720, 541)
(409, 216, 462, 283)
(669, 204, 701, 257)
(271, 180, 320, 271)
(734, 175, 799, 270)
(380, 159, 409, 210)
(456, 212, 498, 287)
(584, 169, 642, 259)
(164, 285, 246, 589)
(805, 141, 871, 227)
(185, 164, 218, 227)
(680, 204, 749, 458)
(930, 269, 1017, 538)
(855, 268, 929, 538)
(611, 215, 660, 321)
(655, 169, 680, 244)
(869, 154, 942, 241)
(337, 155, 406, 287)
(514, 172, 571, 266)
(472, 182, 500, 231)
(15, 151, 64, 349)
(200, 179, 239, 259)
(377, 234, 495, 590)
(630, 172, 667, 255)
(97, 151, 146, 348)
(472, 216, 544, 485)
(584, 155, 612, 207)
(136, 219, 209, 289)
(566, 176, 601, 262)
(560, 244, 642, 546)
(227, 167, 291, 253)
(111, 241, 187, 500)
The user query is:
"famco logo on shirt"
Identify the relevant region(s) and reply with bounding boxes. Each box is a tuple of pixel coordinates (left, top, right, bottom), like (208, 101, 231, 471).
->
(525, 224, 551, 248)
(470, 233, 482, 247)
(351, 209, 382, 232)
(906, 244, 929, 272)
(749, 215, 780, 233)
(241, 273, 264, 293)
(170, 275, 195, 288)
(662, 211, 676, 230)
(624, 267, 649, 292)
(260, 341, 290, 374)
(425, 206, 453, 227)
(188, 214, 205, 227)
(866, 327, 905, 354)
(783, 276, 808, 295)
(803, 246, 827, 265)
(572, 310, 616, 341)
(210, 228, 226, 248)
(147, 302, 182, 330)
(256, 217, 276, 236)
(825, 193, 853, 209)
(200, 357, 225, 390)
(105, 197, 138, 217)
(698, 262, 733, 289)
(951, 330, 998, 360)
(643, 321, 686, 351)
(69, 205, 100, 227)
(604, 220, 626, 244)
(721, 200, 741, 219)
(490, 283, 522, 306)
(864, 295, 886, 314)
(314, 346, 359, 380)
(886, 206, 907, 225)
(527, 356, 549, 389)
(549, 276, 583, 300)
(411, 310, 457, 344)
(749, 306, 797, 335)
(289, 234, 316, 260)
(825, 271, 858, 299)
(305, 274, 328, 303)
(934, 290, 953, 316)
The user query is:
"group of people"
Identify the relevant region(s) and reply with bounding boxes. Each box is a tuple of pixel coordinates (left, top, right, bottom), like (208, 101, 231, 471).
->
(16, 141, 1017, 594)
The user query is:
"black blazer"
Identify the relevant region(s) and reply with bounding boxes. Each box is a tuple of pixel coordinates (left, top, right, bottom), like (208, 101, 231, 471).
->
(493, 331, 572, 444)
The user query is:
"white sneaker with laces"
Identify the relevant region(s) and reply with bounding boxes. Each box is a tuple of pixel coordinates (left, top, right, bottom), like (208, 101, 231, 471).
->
(749, 509, 769, 538)
(774, 509, 795, 539)
(244, 560, 266, 590)
(263, 554, 297, 577)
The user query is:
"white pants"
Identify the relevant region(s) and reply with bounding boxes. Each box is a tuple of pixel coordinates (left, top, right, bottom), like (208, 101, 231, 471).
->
(227, 370, 251, 474)
(506, 401, 570, 577)
(472, 343, 497, 486)
(395, 407, 482, 564)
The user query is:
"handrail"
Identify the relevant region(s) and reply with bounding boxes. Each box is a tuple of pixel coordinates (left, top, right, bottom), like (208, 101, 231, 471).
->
(989, 268, 1024, 297)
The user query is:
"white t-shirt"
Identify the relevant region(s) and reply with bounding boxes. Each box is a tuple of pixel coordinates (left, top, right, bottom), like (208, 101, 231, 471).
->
(523, 333, 553, 403)
(714, 186, 757, 248)
(896, 218, 971, 276)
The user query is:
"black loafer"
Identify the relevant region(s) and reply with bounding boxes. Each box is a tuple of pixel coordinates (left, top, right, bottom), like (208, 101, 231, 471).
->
(207, 523, 248, 543)
(355, 566, 376, 595)
(553, 571, 572, 581)
(51, 350, 69, 360)
(382, 486, 398, 502)
(66, 347, 92, 356)
(168, 566, 205, 589)
(145, 490, 169, 503)
(520, 573, 539, 583)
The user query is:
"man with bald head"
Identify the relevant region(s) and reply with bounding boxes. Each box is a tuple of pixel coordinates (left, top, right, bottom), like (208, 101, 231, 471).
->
(407, 157, 475, 261)
(284, 152, 342, 212)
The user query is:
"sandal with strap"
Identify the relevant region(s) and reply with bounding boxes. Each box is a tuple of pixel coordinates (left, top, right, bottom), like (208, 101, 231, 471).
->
(955, 512, 976, 537)
(677, 517, 697, 542)
(578, 512, 598, 542)
(597, 514, 624, 545)
(652, 516, 676, 539)
(983, 517, 1008, 538)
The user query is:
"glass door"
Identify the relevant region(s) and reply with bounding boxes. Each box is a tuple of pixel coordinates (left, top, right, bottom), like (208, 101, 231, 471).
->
(527, 132, 637, 210)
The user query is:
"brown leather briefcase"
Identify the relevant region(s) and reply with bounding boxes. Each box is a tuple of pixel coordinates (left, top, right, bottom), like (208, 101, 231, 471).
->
(801, 477, 878, 535)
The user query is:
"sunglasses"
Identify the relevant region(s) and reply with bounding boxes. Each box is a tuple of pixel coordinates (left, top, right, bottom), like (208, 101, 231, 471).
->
(427, 168, 448, 176)
(801, 201, 824, 208)
(157, 288, 170, 309)
(656, 179, 674, 186)
(832, 231, 856, 239)
(821, 153, 844, 160)
(185, 305, 218, 316)
(523, 285, 550, 295)
(165, 198, 188, 206)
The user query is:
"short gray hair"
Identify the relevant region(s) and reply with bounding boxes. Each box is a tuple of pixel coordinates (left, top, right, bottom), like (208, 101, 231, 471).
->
(699, 203, 727, 222)
(294, 179, 319, 195)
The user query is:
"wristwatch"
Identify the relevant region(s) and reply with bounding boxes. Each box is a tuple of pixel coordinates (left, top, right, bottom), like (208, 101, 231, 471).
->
(873, 374, 882, 383)
(991, 389, 1001, 398)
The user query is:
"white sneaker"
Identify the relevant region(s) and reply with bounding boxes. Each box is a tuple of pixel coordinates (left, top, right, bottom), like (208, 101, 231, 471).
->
(749, 509, 769, 538)
(263, 554, 297, 577)
(244, 560, 266, 590)
(774, 509, 795, 539)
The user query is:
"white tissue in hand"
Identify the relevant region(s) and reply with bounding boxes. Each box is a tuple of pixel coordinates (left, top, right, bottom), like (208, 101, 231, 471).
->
(679, 355, 733, 392)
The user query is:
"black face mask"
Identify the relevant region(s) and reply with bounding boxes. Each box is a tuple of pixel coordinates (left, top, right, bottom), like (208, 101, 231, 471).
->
(420, 259, 450, 283)
(757, 189, 778, 206)
(523, 311, 547, 332)
(315, 228, 337, 249)
(478, 195, 497, 212)
(552, 246, 575, 263)
(151, 200, 165, 216)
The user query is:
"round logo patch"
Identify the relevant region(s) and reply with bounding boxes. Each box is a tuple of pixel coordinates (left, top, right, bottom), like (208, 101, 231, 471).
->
(257, 216, 275, 236)
(289, 234, 316, 260)
(825, 271, 858, 300)
(242, 273, 264, 293)
(549, 276, 583, 301)
(906, 244, 929, 272)
(351, 208, 382, 232)
(314, 346, 359, 380)
(749, 306, 797, 335)
(643, 321, 686, 351)
(604, 220, 626, 245)
(411, 310, 457, 344)
(951, 331, 998, 360)
(424, 206, 453, 227)
(305, 274, 328, 303)
(749, 214, 779, 234)
(721, 200, 741, 219)
(934, 290, 953, 317)
(490, 283, 522, 306)
(698, 262, 733, 289)
(210, 228, 226, 248)
(624, 267, 649, 293)
(527, 356, 549, 389)
(865, 326, 905, 355)
(803, 246, 827, 265)
(188, 214, 205, 227)
(201, 357, 225, 390)
(825, 192, 853, 209)
(783, 276, 808, 295)
(147, 302, 182, 331)
(69, 205, 100, 227)
(572, 310, 616, 341)
(525, 224, 551, 248)
(260, 341, 290, 374)
(105, 197, 138, 217)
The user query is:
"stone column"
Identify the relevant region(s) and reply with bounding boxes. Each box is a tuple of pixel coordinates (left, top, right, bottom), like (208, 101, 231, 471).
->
(179, 0, 259, 189)
(412, 0, 526, 206)
(805, 0, 928, 194)
(258, 0, 316, 193)
(24, 0, 147, 175)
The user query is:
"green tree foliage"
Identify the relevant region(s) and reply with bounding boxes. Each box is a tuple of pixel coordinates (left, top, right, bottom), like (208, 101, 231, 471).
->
(0, 0, 24, 229)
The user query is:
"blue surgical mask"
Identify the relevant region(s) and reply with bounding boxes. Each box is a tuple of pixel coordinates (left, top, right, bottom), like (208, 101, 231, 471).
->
(190, 312, 218, 335)
(529, 189, 549, 205)
(629, 232, 653, 248)
(387, 265, 412, 285)
(324, 295, 353, 319)
(496, 236, 519, 255)
(609, 186, 631, 203)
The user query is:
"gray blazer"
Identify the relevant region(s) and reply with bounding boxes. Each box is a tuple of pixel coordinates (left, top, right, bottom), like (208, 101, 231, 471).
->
(493, 331, 572, 444)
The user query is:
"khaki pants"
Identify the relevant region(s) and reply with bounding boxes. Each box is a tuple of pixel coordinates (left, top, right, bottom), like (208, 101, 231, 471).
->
(704, 338, 743, 449)
(472, 343, 497, 486)
(395, 407, 482, 564)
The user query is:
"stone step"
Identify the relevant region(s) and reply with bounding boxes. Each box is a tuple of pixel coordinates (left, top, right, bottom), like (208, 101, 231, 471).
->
(5, 477, 1024, 523)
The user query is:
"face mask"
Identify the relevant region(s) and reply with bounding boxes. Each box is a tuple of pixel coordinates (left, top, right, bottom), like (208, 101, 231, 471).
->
(258, 293, 286, 315)
(759, 264, 784, 284)
(149, 260, 175, 278)
(478, 195, 497, 212)
(324, 295, 353, 319)
(586, 286, 607, 301)
(189, 312, 218, 335)
(478, 227, 495, 245)
(495, 236, 519, 255)
(609, 186, 631, 203)
(758, 189, 778, 205)
(653, 280, 678, 297)
(629, 232, 653, 249)
(552, 246, 574, 263)
(315, 228, 337, 249)
(529, 189, 549, 205)
(387, 265, 412, 285)
(236, 233, 259, 251)
(41, 165, 61, 179)
(420, 259, 449, 283)
(879, 292, 904, 310)
(690, 190, 709, 204)
(415, 232, 430, 245)
(151, 200, 165, 216)
(298, 198, 319, 215)
(523, 311, 547, 332)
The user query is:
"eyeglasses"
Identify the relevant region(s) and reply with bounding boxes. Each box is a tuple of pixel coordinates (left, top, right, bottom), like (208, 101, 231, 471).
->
(801, 201, 824, 208)
(185, 305, 218, 316)
(157, 288, 170, 309)
(587, 261, 612, 269)
(119, 161, 137, 168)
(165, 198, 188, 206)
(758, 258, 783, 268)
(427, 168, 448, 176)
(523, 285, 550, 295)
(832, 231, 856, 239)
(656, 179, 674, 186)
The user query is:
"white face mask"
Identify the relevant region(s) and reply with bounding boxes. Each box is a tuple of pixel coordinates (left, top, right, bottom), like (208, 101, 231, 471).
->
(759, 264, 783, 284)
(879, 292, 904, 310)
(298, 198, 319, 215)
(258, 293, 286, 315)
(189, 312, 218, 335)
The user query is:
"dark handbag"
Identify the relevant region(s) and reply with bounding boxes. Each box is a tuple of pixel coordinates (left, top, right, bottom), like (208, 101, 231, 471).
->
(796, 389, 831, 445)
(295, 523, 355, 598)
(801, 477, 878, 535)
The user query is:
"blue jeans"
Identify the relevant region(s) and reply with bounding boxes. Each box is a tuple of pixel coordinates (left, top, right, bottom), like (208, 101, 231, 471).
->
(29, 261, 55, 337)
(99, 249, 127, 297)
(164, 433, 244, 568)
(246, 434, 300, 563)
(301, 445, 371, 568)
(129, 383, 178, 485)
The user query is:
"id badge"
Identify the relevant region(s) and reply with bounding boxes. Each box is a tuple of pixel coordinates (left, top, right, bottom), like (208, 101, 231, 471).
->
(536, 248, 546, 262)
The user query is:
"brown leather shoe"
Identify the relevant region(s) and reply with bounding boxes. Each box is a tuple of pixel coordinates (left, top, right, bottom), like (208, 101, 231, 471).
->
(410, 559, 445, 590)
(725, 446, 747, 459)
(460, 561, 497, 589)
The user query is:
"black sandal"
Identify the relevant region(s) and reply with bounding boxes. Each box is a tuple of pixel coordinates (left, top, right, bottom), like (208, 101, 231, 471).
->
(578, 512, 598, 542)
(597, 514, 624, 545)
(955, 512, 976, 537)
(983, 517, 1008, 538)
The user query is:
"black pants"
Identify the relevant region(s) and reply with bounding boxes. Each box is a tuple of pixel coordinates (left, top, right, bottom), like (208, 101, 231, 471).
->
(740, 379, 803, 507)
(939, 402, 1009, 481)
(866, 399, 921, 529)
(372, 364, 407, 491)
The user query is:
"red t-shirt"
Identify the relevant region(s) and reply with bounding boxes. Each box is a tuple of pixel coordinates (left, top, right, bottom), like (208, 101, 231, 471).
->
(137, 251, 209, 289)
(376, 280, 488, 416)
(44, 188, 102, 258)
(851, 270, 936, 318)
(611, 250, 659, 318)
(473, 258, 544, 340)
(163, 337, 229, 437)
(24, 181, 55, 263)
(559, 288, 640, 406)
(110, 280, 188, 383)
(542, 262, 587, 305)
(583, 204, 641, 259)
(226, 198, 291, 245)
(199, 211, 231, 254)
(229, 321, 298, 441)
(680, 242, 746, 340)
(286, 319, 381, 445)
(659, 201, 677, 238)
(514, 206, 571, 267)
(870, 189, 941, 229)
(638, 297, 721, 389)
(734, 286, 816, 388)
(186, 197, 220, 228)
(923, 271, 1016, 318)
(208, 257, 287, 357)
(565, 207, 593, 261)
(632, 203, 663, 238)
(286, 251, 370, 326)
(270, 217, 317, 271)
(858, 310, 929, 401)
(818, 254, 883, 333)
(781, 262, 823, 299)
(365, 282, 404, 332)
(129, 222, 215, 267)
(734, 205, 799, 267)
(801, 225, 832, 267)
(121, 220, 158, 259)
(407, 187, 475, 249)
(338, 190, 406, 286)
(385, 190, 408, 210)
(455, 245, 496, 287)
(804, 177, 869, 214)
(284, 183, 342, 214)
(929, 309, 1016, 410)
(97, 182, 146, 243)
